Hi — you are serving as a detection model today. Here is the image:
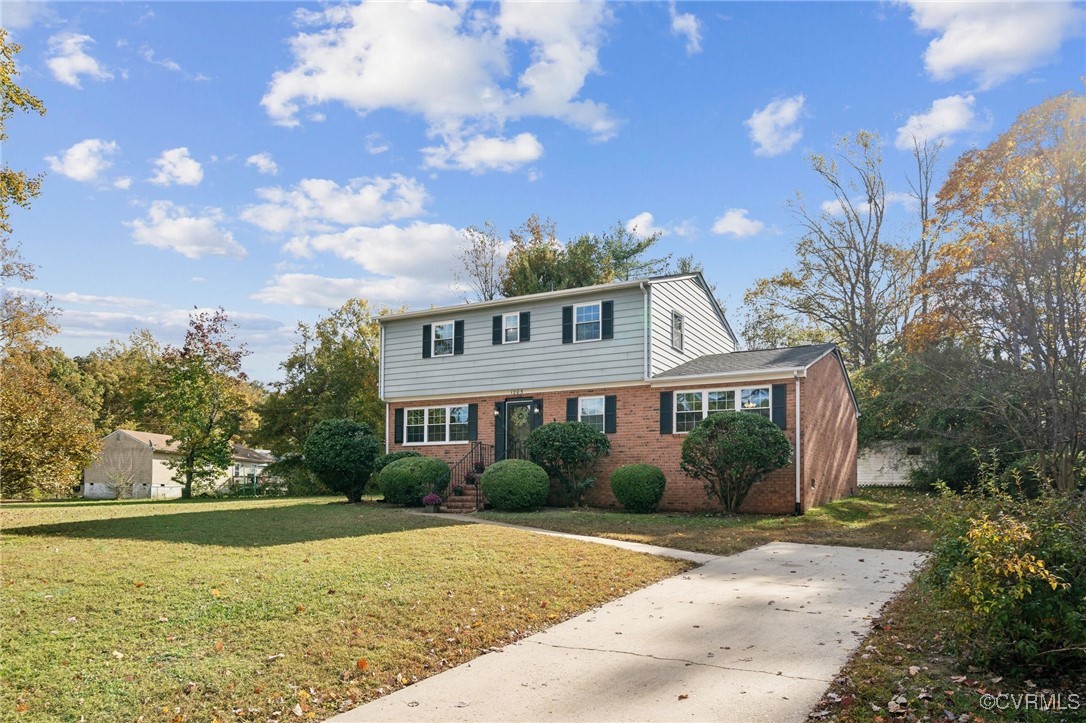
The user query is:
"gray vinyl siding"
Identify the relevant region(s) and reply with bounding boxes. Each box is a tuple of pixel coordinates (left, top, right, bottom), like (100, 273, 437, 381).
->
(650, 278, 735, 376)
(382, 287, 646, 399)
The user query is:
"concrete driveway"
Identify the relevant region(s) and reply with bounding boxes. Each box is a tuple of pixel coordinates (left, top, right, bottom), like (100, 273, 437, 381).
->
(331, 540, 923, 722)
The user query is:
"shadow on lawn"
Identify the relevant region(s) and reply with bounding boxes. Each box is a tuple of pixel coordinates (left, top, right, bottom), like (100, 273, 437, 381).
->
(3, 502, 461, 547)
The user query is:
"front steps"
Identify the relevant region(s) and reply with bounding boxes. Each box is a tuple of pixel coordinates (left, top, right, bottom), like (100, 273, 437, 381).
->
(441, 481, 483, 513)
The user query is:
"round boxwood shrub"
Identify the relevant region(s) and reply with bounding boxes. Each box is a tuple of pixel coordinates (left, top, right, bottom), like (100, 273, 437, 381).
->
(610, 464, 667, 513)
(373, 450, 422, 475)
(303, 419, 381, 503)
(480, 459, 550, 511)
(378, 456, 450, 506)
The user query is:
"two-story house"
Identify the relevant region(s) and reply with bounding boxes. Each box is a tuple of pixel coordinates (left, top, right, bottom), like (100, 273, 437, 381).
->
(378, 273, 858, 514)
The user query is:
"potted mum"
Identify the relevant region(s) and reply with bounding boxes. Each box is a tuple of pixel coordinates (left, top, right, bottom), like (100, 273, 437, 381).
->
(422, 493, 442, 512)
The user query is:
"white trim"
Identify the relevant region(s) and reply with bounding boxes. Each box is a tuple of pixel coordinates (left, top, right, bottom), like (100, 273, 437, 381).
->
(670, 385, 773, 435)
(651, 367, 808, 386)
(431, 320, 455, 357)
(378, 324, 385, 399)
(383, 379, 647, 403)
(794, 373, 802, 513)
(502, 312, 520, 344)
(641, 282, 651, 382)
(572, 300, 602, 344)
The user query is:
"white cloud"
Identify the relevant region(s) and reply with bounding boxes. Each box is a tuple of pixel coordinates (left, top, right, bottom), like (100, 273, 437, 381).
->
(821, 191, 918, 217)
(240, 175, 429, 234)
(669, 1, 702, 55)
(113, 176, 133, 190)
(422, 132, 543, 173)
(140, 46, 181, 72)
(252, 273, 450, 309)
(626, 212, 663, 237)
(365, 133, 390, 155)
(711, 208, 765, 237)
(261, 1, 616, 168)
(3, 2, 56, 29)
(45, 138, 119, 183)
(745, 95, 805, 157)
(285, 221, 461, 280)
(150, 147, 203, 186)
(17, 288, 157, 308)
(127, 201, 245, 259)
(245, 152, 279, 176)
(903, 1, 1085, 89)
(895, 94, 980, 150)
(46, 33, 113, 88)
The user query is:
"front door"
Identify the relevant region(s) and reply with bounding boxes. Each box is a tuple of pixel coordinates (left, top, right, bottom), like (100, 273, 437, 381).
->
(505, 400, 533, 459)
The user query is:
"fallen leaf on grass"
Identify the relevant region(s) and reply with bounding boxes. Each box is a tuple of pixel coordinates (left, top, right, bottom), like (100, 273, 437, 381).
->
(135, 582, 144, 588)
(111, 651, 124, 659)
(211, 589, 221, 597)
(215, 641, 224, 652)
(356, 658, 369, 671)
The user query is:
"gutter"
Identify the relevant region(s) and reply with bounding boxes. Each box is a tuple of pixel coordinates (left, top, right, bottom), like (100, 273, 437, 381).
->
(794, 370, 804, 516)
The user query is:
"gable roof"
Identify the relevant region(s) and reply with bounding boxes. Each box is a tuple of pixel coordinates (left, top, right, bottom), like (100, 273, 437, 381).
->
(654, 343, 839, 378)
(111, 430, 273, 463)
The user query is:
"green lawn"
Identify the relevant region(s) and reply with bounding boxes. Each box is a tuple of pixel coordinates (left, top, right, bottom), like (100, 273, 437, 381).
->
(477, 487, 934, 555)
(0, 498, 690, 721)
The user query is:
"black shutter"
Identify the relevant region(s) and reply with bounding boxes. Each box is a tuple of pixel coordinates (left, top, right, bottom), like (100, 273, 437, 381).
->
(519, 311, 530, 342)
(494, 402, 506, 459)
(604, 395, 617, 434)
(562, 305, 573, 344)
(601, 300, 614, 339)
(772, 384, 787, 429)
(566, 397, 578, 422)
(421, 324, 431, 358)
(659, 391, 673, 434)
(531, 398, 544, 429)
(492, 315, 502, 345)
(394, 408, 404, 444)
(453, 320, 465, 355)
(467, 404, 478, 441)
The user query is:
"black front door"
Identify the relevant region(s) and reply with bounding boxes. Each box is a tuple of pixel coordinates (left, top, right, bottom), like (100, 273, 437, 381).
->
(505, 400, 533, 459)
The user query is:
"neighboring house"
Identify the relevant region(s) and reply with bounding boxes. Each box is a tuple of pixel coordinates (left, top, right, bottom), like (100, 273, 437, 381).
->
(82, 429, 274, 499)
(378, 273, 859, 514)
(858, 441, 924, 487)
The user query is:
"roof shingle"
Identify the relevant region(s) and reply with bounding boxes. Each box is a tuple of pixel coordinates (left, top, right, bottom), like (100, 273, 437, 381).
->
(655, 343, 838, 378)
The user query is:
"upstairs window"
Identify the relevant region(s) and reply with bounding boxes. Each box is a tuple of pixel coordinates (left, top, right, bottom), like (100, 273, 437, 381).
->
(671, 311, 684, 351)
(574, 302, 601, 342)
(432, 321, 454, 356)
(503, 313, 519, 343)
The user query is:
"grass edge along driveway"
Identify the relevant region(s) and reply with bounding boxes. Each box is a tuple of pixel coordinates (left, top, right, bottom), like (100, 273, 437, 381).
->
(1, 497, 691, 721)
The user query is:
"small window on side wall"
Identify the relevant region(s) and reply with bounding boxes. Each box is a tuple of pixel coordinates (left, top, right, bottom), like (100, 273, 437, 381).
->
(671, 311, 684, 351)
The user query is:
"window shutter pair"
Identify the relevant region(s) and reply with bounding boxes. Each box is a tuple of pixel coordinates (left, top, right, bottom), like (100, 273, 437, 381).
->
(394, 404, 478, 443)
(561, 301, 614, 344)
(491, 312, 531, 345)
(565, 395, 617, 434)
(421, 321, 465, 358)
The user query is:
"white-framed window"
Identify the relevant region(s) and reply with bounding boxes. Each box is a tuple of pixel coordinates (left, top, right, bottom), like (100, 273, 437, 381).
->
(673, 386, 772, 433)
(578, 396, 605, 433)
(503, 313, 520, 344)
(432, 320, 454, 357)
(405, 405, 470, 444)
(574, 302, 601, 342)
(671, 311, 684, 351)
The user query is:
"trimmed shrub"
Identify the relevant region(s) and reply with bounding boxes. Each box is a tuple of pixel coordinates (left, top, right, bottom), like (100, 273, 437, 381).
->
(303, 419, 381, 503)
(680, 412, 792, 512)
(377, 456, 450, 506)
(373, 450, 422, 475)
(610, 464, 667, 513)
(480, 459, 550, 511)
(524, 421, 610, 506)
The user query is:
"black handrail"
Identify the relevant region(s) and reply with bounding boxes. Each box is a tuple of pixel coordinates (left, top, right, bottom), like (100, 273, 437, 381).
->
(445, 440, 533, 510)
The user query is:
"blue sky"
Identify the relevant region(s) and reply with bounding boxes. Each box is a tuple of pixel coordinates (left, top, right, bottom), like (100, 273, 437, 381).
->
(4, 1, 1084, 381)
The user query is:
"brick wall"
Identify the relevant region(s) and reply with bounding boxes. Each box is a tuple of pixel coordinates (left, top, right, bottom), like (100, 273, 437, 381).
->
(799, 354, 858, 510)
(385, 364, 856, 515)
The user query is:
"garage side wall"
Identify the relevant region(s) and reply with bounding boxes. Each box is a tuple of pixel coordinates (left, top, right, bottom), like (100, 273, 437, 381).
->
(800, 354, 858, 510)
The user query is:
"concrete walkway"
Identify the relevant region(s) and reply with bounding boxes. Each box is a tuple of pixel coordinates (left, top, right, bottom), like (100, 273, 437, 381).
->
(331, 534, 924, 723)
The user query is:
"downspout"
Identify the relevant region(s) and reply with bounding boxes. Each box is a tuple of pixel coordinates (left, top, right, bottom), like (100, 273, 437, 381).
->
(640, 281, 650, 380)
(380, 324, 389, 454)
(794, 370, 803, 516)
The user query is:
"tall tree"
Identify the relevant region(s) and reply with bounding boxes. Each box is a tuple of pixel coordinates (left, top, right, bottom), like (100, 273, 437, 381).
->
(904, 137, 945, 318)
(599, 221, 669, 281)
(254, 298, 386, 462)
(78, 329, 165, 434)
(500, 215, 615, 297)
(742, 131, 913, 367)
(453, 222, 505, 302)
(0, 31, 98, 498)
(911, 91, 1086, 493)
(155, 309, 251, 498)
